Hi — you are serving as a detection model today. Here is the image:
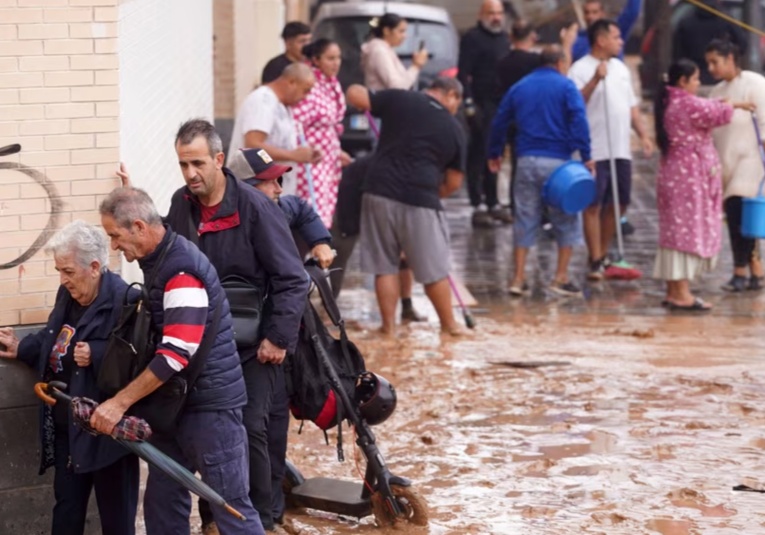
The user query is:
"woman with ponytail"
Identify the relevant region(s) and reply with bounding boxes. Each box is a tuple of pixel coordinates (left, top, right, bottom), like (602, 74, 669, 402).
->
(653, 58, 751, 311)
(361, 13, 428, 90)
(706, 38, 765, 292)
(291, 38, 351, 227)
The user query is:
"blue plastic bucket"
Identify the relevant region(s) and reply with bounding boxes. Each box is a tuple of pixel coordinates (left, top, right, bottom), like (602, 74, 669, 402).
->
(542, 161, 596, 215)
(742, 195, 765, 238)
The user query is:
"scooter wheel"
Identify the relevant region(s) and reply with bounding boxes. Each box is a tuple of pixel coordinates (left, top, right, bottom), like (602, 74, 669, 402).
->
(370, 484, 428, 527)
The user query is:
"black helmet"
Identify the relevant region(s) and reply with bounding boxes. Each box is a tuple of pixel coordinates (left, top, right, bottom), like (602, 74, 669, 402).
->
(355, 372, 397, 426)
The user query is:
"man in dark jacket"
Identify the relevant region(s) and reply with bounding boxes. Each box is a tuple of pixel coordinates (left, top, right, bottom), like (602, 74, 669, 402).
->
(458, 0, 512, 227)
(116, 120, 309, 533)
(673, 0, 748, 85)
(94, 188, 263, 535)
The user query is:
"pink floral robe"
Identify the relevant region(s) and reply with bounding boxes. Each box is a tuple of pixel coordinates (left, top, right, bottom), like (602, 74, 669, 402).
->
(657, 87, 733, 258)
(291, 67, 346, 228)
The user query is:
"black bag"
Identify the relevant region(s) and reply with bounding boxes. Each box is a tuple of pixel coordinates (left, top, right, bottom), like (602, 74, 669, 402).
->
(220, 275, 263, 349)
(130, 303, 222, 434)
(97, 236, 176, 396)
(284, 265, 365, 432)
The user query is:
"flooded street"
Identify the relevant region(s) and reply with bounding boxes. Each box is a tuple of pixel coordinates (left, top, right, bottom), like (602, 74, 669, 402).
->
(284, 299, 765, 534)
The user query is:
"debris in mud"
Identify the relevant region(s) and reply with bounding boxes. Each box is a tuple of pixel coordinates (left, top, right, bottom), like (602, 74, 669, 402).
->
(491, 360, 571, 368)
(420, 434, 434, 445)
(605, 328, 655, 338)
(591, 511, 630, 525)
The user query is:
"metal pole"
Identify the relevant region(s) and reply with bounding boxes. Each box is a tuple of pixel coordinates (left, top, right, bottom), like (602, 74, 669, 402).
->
(601, 71, 626, 260)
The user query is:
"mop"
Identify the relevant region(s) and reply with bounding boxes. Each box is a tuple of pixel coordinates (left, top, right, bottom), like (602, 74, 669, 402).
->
(601, 73, 642, 280)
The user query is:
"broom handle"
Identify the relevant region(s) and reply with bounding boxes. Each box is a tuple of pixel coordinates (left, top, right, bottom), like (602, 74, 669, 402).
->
(601, 70, 626, 259)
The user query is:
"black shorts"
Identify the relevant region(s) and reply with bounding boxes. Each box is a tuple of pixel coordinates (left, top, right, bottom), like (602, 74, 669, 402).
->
(593, 159, 632, 207)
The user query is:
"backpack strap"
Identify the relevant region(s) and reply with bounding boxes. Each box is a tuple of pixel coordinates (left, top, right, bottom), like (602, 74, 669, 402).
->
(304, 264, 342, 326)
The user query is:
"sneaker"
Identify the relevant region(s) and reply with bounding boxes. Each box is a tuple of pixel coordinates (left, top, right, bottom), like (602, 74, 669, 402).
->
(621, 218, 635, 236)
(490, 206, 514, 224)
(587, 258, 605, 281)
(722, 274, 748, 292)
(604, 260, 642, 280)
(508, 281, 530, 297)
(202, 522, 220, 535)
(749, 276, 764, 291)
(401, 305, 427, 322)
(471, 209, 495, 228)
(549, 280, 582, 297)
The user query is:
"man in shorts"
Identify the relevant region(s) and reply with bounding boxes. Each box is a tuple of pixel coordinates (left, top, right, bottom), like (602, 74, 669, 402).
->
(488, 45, 593, 297)
(345, 77, 467, 335)
(568, 19, 653, 280)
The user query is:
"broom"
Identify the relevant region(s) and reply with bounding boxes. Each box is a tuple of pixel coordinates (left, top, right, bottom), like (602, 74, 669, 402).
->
(601, 72, 641, 280)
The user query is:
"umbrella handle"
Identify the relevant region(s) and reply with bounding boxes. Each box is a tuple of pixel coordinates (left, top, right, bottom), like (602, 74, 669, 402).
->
(34, 382, 57, 406)
(224, 504, 247, 521)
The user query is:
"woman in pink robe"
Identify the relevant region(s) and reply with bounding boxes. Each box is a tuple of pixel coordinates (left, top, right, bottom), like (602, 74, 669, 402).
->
(652, 59, 752, 311)
(292, 38, 351, 228)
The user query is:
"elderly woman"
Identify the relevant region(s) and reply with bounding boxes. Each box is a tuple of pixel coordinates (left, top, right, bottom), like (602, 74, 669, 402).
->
(0, 220, 138, 535)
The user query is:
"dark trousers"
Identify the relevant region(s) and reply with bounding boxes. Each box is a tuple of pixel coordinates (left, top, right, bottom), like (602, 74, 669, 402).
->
(52, 429, 139, 535)
(201, 360, 289, 531)
(328, 225, 360, 299)
(725, 196, 758, 268)
(144, 409, 263, 535)
(467, 100, 499, 208)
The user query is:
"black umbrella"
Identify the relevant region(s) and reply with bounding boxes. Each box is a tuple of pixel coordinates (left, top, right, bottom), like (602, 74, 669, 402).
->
(34, 381, 246, 521)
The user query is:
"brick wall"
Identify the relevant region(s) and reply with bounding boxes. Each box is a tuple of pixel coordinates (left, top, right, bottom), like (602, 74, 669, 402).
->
(0, 0, 121, 327)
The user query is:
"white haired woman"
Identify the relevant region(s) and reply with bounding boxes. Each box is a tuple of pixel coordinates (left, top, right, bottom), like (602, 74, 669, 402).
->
(0, 220, 139, 535)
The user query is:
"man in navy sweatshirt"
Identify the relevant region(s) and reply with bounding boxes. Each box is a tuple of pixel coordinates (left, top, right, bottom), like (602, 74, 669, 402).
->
(487, 45, 593, 298)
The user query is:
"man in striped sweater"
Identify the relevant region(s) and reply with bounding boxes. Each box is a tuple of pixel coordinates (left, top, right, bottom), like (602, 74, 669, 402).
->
(93, 187, 264, 535)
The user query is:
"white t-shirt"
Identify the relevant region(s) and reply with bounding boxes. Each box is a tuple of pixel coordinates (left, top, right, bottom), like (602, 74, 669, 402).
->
(228, 85, 298, 194)
(568, 55, 638, 161)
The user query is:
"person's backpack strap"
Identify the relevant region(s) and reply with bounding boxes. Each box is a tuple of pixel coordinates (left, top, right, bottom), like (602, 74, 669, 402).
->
(304, 264, 356, 383)
(305, 264, 342, 326)
(145, 233, 177, 289)
(184, 298, 223, 389)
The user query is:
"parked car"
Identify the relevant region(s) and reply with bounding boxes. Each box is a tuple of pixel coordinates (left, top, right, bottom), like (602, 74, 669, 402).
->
(312, 1, 459, 154)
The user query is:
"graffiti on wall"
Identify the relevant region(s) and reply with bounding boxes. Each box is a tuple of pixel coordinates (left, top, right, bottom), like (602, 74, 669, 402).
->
(0, 144, 63, 270)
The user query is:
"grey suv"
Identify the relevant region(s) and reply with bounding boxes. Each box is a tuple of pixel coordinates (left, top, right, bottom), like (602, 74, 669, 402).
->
(312, 1, 459, 153)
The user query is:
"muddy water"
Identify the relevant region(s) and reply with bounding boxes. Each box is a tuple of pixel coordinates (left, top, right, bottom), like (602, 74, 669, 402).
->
(281, 290, 765, 535)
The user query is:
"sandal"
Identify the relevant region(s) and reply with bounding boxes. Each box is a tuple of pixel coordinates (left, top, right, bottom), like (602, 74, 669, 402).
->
(668, 297, 712, 312)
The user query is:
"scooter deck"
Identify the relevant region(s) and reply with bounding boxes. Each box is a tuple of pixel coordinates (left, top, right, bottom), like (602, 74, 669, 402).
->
(288, 477, 372, 518)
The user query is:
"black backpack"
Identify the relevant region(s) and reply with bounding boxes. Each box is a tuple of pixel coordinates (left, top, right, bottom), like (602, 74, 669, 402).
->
(284, 264, 365, 458)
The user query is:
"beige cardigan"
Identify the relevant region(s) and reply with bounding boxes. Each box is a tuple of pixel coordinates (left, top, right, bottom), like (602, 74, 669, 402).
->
(361, 38, 420, 90)
(710, 71, 765, 199)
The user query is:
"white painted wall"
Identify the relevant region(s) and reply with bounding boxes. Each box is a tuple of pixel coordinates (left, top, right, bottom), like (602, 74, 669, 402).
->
(118, 0, 214, 281)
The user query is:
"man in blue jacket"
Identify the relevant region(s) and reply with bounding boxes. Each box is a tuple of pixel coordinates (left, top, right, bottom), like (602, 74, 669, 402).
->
(572, 0, 641, 61)
(488, 45, 593, 298)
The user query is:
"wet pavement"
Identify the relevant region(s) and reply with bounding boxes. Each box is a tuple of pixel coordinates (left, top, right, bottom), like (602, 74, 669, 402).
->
(278, 110, 765, 534)
(140, 61, 765, 534)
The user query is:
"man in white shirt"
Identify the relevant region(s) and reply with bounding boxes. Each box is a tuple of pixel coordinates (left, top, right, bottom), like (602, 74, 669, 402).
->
(228, 62, 321, 195)
(568, 19, 653, 280)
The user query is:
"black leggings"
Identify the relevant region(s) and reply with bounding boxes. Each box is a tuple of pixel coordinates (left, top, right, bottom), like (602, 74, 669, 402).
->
(725, 196, 759, 268)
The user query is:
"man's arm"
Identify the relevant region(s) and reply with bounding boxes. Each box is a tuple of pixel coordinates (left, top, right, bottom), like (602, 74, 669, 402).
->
(244, 131, 317, 164)
(631, 105, 654, 156)
(487, 89, 516, 162)
(457, 32, 477, 101)
(578, 62, 607, 103)
(91, 272, 209, 434)
(250, 195, 310, 356)
(346, 85, 371, 111)
(617, 0, 642, 41)
(281, 195, 332, 248)
(439, 169, 464, 198)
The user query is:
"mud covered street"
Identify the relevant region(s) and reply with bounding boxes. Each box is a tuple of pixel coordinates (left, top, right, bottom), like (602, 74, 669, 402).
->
(284, 305, 765, 534)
